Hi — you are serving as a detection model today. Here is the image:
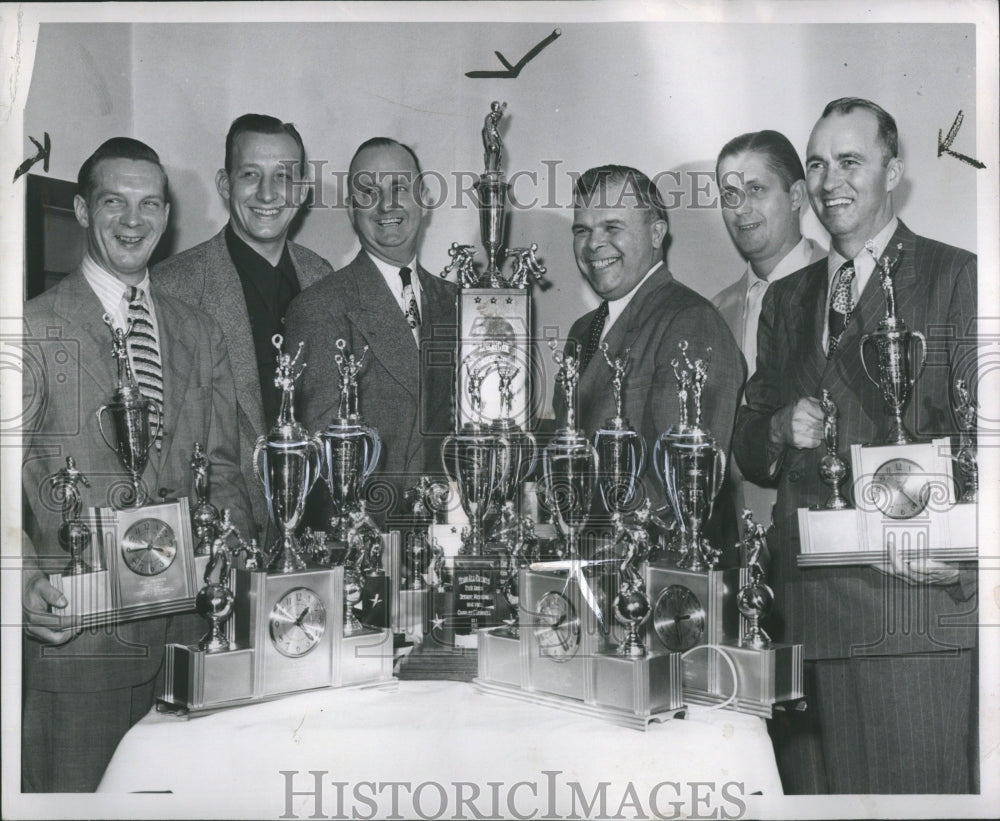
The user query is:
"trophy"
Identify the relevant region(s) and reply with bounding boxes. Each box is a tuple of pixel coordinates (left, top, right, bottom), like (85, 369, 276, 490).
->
(53, 456, 94, 575)
(612, 503, 658, 657)
(96, 314, 162, 506)
(490, 360, 537, 513)
(541, 341, 599, 559)
(196, 529, 236, 653)
(736, 510, 774, 650)
(653, 342, 726, 570)
(319, 339, 382, 543)
(252, 335, 322, 573)
(860, 243, 927, 444)
(190, 442, 221, 556)
(818, 389, 850, 509)
(953, 378, 978, 502)
(593, 343, 647, 538)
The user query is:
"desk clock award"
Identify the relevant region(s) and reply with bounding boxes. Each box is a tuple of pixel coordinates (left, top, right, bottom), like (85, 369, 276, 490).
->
(797, 244, 977, 566)
(476, 344, 684, 729)
(158, 337, 393, 714)
(48, 317, 198, 628)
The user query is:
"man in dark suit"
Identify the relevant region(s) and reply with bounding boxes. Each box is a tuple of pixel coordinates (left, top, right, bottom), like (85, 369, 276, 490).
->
(284, 138, 457, 526)
(562, 165, 744, 532)
(733, 98, 977, 793)
(21, 138, 253, 791)
(154, 114, 334, 541)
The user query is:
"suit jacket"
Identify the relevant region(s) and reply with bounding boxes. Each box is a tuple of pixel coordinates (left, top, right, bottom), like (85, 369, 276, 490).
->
(284, 250, 458, 525)
(152, 228, 334, 538)
(559, 264, 746, 537)
(22, 270, 253, 692)
(733, 221, 978, 658)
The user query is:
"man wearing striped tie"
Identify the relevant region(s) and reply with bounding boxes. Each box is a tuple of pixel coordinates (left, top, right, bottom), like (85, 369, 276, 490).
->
(20, 138, 253, 791)
(734, 99, 978, 793)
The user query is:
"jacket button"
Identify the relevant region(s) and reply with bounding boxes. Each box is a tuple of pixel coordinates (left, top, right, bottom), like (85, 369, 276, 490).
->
(788, 470, 801, 482)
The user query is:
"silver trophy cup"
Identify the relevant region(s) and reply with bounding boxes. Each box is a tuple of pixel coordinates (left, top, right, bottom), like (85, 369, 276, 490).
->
(320, 419, 382, 542)
(441, 427, 510, 555)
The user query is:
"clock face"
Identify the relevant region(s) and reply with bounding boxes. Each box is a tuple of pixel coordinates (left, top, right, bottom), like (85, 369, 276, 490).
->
(534, 591, 580, 661)
(120, 518, 177, 576)
(872, 458, 930, 519)
(269, 587, 327, 658)
(652, 584, 706, 652)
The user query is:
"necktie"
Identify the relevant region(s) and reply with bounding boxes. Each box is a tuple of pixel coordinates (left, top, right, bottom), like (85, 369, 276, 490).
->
(579, 300, 609, 372)
(827, 261, 856, 357)
(399, 267, 421, 336)
(125, 286, 164, 444)
(743, 277, 768, 378)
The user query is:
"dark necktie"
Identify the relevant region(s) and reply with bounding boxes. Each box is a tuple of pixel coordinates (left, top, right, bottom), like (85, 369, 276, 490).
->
(579, 300, 609, 372)
(827, 261, 856, 357)
(124, 286, 164, 445)
(399, 267, 421, 331)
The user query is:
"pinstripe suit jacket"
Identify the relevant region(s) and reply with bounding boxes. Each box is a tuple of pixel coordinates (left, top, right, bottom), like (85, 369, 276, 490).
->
(22, 270, 253, 692)
(560, 264, 746, 528)
(152, 229, 334, 538)
(733, 221, 978, 658)
(284, 250, 458, 524)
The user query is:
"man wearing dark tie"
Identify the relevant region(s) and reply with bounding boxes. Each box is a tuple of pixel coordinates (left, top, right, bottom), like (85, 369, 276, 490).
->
(561, 165, 744, 529)
(284, 138, 457, 525)
(733, 98, 977, 793)
(154, 114, 334, 541)
(21, 138, 252, 791)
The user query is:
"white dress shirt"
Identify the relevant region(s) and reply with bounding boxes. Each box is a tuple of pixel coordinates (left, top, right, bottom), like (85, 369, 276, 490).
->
(368, 250, 423, 321)
(80, 254, 161, 353)
(601, 261, 664, 342)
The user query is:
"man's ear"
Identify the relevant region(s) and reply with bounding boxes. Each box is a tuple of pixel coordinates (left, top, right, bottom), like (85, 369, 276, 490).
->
(215, 168, 230, 201)
(73, 194, 90, 229)
(885, 157, 904, 193)
(650, 218, 668, 251)
(789, 179, 806, 211)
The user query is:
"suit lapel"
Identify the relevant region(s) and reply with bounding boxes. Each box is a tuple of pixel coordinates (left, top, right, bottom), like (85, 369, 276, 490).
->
(51, 273, 118, 395)
(150, 288, 196, 476)
(788, 264, 829, 398)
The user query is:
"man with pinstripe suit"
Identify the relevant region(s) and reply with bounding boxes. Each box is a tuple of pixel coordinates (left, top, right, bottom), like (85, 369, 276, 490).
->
(734, 98, 977, 793)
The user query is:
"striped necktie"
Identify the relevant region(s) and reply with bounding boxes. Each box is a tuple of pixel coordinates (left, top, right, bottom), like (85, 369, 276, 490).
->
(125, 286, 164, 444)
(399, 266, 421, 339)
(827, 261, 856, 357)
(579, 300, 609, 372)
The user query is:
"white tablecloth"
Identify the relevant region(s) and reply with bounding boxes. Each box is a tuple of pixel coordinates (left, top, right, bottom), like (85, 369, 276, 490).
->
(98, 680, 782, 818)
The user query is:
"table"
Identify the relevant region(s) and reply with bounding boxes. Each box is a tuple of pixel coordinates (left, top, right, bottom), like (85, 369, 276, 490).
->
(98, 680, 782, 818)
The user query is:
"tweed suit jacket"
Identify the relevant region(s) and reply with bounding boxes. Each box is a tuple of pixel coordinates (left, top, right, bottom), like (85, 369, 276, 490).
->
(558, 264, 746, 523)
(713, 274, 748, 358)
(733, 221, 978, 659)
(284, 250, 458, 524)
(21, 270, 253, 693)
(152, 228, 334, 538)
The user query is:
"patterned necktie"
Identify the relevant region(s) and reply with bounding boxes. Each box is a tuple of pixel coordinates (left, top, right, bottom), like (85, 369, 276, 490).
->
(579, 300, 610, 372)
(399, 266, 421, 337)
(827, 261, 856, 357)
(125, 286, 164, 444)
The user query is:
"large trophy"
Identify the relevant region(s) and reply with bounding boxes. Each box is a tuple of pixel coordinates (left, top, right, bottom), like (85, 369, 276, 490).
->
(818, 390, 850, 510)
(252, 335, 322, 573)
(53, 457, 94, 575)
(860, 243, 926, 445)
(319, 339, 382, 544)
(190, 442, 221, 556)
(96, 314, 162, 506)
(653, 342, 726, 570)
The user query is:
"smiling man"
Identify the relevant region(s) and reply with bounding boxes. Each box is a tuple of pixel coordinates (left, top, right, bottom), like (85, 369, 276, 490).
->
(21, 138, 252, 791)
(561, 165, 744, 525)
(154, 114, 334, 540)
(284, 138, 457, 526)
(733, 98, 978, 793)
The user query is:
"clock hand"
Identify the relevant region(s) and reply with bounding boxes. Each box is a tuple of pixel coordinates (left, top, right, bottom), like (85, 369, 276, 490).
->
(294, 607, 311, 629)
(299, 623, 321, 642)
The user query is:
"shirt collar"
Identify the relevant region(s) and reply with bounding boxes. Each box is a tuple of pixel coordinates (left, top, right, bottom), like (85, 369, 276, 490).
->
(225, 223, 295, 280)
(827, 216, 898, 283)
(743, 236, 819, 295)
(603, 261, 663, 339)
(81, 253, 152, 322)
(367, 250, 421, 298)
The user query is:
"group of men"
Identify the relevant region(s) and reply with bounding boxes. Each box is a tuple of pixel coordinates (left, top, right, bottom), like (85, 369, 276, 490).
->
(21, 97, 977, 795)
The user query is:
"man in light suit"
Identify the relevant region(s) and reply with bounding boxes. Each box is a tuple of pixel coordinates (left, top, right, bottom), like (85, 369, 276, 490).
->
(21, 138, 253, 791)
(154, 114, 334, 541)
(733, 98, 977, 793)
(284, 138, 457, 526)
(562, 165, 744, 539)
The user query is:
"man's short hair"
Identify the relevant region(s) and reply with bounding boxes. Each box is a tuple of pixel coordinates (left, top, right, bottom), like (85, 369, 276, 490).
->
(224, 113, 306, 174)
(347, 137, 423, 194)
(716, 130, 805, 191)
(573, 165, 671, 259)
(820, 97, 899, 161)
(77, 137, 168, 202)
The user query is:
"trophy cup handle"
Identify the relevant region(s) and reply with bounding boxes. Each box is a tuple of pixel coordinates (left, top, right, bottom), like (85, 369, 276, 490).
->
(911, 330, 928, 384)
(654, 438, 683, 532)
(492, 436, 513, 506)
(635, 432, 648, 478)
(252, 436, 267, 489)
(707, 448, 727, 519)
(148, 402, 163, 444)
(362, 426, 382, 481)
(859, 333, 880, 388)
(522, 431, 538, 478)
(307, 435, 323, 493)
(440, 434, 456, 483)
(95, 405, 116, 451)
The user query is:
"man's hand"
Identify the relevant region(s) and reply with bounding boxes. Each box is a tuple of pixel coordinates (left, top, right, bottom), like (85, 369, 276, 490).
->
(23, 574, 78, 645)
(769, 397, 825, 450)
(876, 547, 961, 587)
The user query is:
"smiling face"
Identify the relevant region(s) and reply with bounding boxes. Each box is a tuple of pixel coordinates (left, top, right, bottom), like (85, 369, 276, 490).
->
(73, 158, 169, 285)
(348, 143, 426, 267)
(805, 108, 903, 258)
(216, 130, 304, 260)
(719, 151, 805, 280)
(572, 180, 667, 301)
